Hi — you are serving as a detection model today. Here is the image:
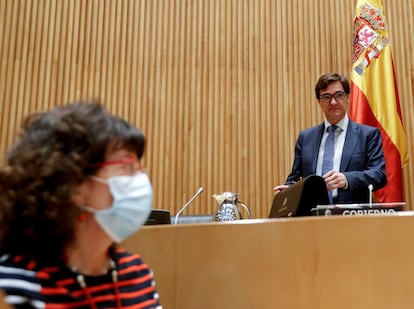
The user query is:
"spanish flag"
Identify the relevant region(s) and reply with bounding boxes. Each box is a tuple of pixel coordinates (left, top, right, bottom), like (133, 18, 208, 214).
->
(350, 0, 408, 202)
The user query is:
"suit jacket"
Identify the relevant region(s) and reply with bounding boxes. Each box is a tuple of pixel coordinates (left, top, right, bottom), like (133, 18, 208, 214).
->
(286, 120, 387, 204)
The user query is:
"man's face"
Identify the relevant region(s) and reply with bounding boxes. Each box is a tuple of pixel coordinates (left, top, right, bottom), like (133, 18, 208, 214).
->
(317, 80, 349, 124)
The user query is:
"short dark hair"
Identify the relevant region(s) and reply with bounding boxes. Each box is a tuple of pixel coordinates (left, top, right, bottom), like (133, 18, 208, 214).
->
(315, 73, 350, 99)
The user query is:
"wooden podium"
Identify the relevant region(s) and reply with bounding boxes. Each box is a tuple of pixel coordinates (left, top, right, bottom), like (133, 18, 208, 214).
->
(122, 214, 414, 309)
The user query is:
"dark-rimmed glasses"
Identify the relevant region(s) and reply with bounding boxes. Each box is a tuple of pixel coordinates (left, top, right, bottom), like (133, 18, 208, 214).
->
(319, 91, 347, 103)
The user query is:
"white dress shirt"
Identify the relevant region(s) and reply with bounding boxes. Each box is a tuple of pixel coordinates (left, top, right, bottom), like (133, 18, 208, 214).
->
(316, 115, 349, 197)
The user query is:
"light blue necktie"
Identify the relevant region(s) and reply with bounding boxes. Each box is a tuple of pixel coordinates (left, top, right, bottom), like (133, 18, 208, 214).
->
(322, 125, 337, 203)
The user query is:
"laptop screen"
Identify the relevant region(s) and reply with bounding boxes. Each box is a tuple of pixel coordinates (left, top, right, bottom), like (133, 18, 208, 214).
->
(269, 175, 329, 218)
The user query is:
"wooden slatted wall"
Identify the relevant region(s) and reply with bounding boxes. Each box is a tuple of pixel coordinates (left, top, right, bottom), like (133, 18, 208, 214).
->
(0, 0, 413, 218)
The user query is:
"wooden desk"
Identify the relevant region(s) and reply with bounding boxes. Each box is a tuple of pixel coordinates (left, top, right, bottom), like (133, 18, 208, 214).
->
(123, 214, 414, 309)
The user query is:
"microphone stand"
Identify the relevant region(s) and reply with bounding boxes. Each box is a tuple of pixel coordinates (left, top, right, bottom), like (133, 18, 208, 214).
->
(174, 187, 204, 225)
(368, 184, 373, 208)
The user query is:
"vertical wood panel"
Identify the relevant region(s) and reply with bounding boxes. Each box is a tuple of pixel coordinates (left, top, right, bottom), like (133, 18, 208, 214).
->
(0, 0, 413, 218)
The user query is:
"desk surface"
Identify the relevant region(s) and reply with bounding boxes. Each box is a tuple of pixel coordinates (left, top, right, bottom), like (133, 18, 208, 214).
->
(123, 214, 414, 309)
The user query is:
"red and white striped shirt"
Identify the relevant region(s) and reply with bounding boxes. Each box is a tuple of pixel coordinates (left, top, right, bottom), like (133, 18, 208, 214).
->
(0, 247, 162, 309)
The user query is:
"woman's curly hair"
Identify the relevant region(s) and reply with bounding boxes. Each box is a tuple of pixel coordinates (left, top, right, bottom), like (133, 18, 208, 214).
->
(0, 101, 145, 263)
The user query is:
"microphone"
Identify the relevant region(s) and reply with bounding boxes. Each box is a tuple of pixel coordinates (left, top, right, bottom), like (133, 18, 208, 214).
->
(368, 184, 373, 208)
(174, 187, 204, 225)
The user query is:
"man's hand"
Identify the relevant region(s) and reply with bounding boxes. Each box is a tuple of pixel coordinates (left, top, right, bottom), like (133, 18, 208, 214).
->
(322, 171, 347, 191)
(273, 184, 289, 194)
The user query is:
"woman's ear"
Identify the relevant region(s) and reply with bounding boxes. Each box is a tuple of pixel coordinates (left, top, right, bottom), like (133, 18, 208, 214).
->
(72, 181, 90, 205)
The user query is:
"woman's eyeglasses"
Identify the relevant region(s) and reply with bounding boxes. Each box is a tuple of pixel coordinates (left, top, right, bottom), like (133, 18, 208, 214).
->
(91, 156, 143, 175)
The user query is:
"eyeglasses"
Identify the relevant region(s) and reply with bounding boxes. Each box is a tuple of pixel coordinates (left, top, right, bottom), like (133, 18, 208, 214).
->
(319, 91, 347, 103)
(91, 156, 143, 175)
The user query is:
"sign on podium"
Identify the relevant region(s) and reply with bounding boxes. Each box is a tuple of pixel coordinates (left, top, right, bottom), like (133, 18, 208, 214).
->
(311, 202, 406, 216)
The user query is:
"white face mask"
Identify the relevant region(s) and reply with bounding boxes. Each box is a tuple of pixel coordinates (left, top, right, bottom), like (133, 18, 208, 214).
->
(81, 172, 153, 242)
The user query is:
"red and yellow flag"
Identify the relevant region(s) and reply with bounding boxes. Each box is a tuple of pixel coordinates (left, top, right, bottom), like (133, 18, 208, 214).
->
(350, 0, 408, 202)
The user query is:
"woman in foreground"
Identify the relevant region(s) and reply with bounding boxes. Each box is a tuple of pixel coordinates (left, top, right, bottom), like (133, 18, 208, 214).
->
(0, 102, 162, 308)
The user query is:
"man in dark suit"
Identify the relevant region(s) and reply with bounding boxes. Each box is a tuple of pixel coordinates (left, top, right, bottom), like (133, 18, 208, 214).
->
(273, 73, 387, 204)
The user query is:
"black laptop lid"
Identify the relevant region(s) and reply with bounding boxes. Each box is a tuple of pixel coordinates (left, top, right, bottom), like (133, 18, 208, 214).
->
(269, 175, 329, 218)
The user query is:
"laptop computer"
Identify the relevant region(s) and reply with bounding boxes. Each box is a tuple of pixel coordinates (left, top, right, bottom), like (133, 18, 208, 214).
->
(145, 209, 171, 225)
(269, 175, 329, 218)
